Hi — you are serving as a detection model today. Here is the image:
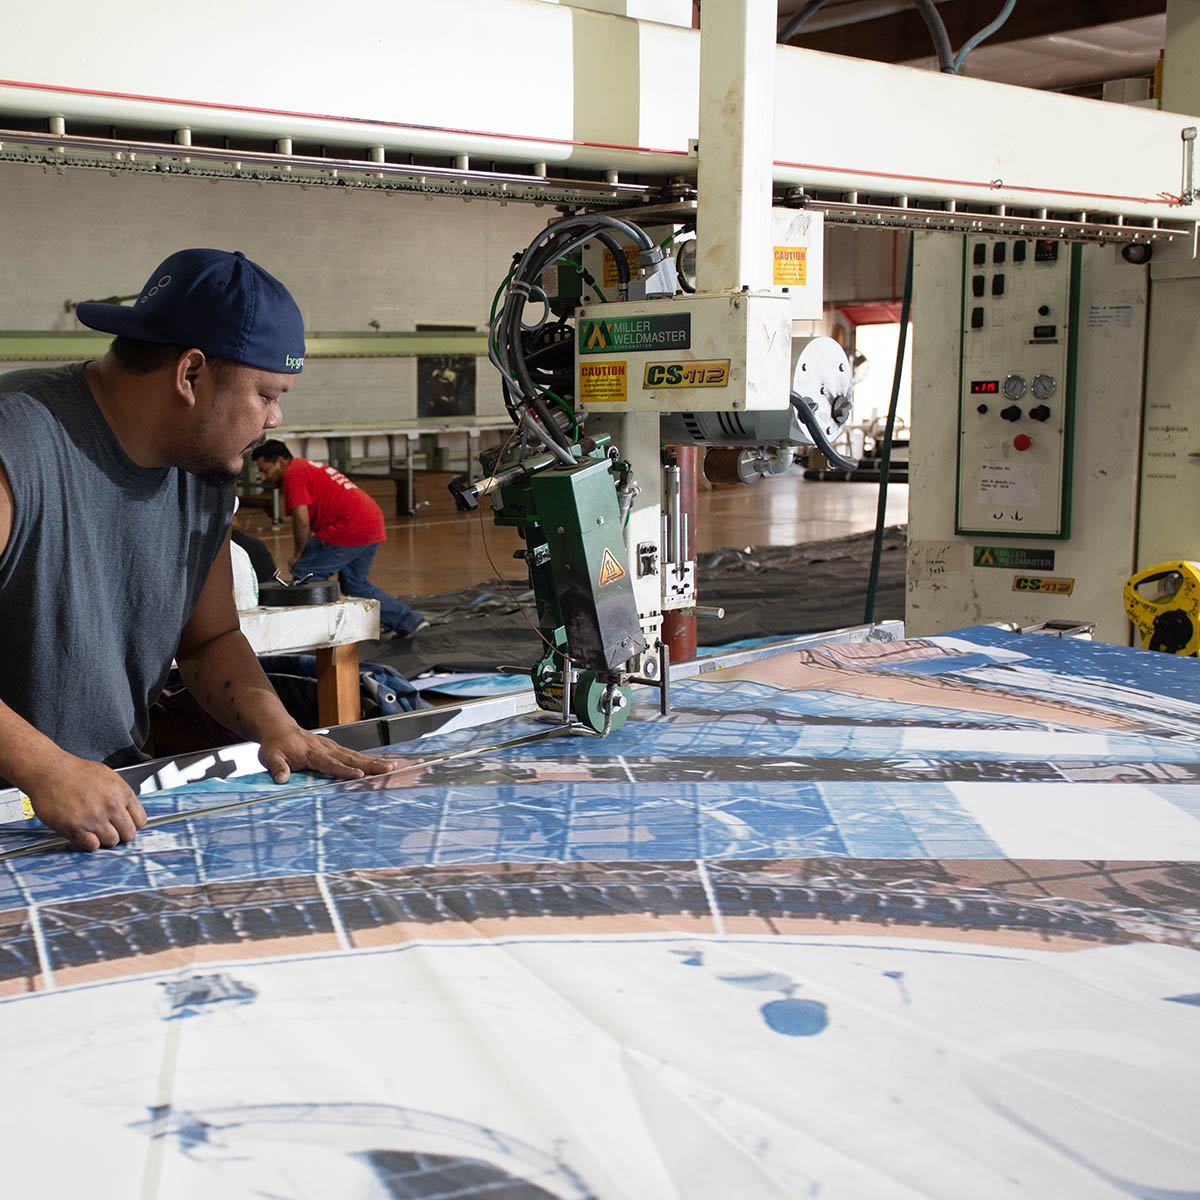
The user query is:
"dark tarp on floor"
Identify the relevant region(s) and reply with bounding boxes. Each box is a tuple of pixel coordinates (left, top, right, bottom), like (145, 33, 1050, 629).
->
(365, 525, 907, 678)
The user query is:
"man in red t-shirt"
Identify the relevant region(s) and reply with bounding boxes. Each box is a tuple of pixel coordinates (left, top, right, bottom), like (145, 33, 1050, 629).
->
(252, 441, 426, 636)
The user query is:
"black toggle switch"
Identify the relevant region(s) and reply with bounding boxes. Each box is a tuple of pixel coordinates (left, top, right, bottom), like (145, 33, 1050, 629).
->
(974, 243, 987, 265)
(1038, 304, 1051, 316)
(1029, 405, 1051, 422)
(976, 403, 989, 414)
(973, 275, 985, 297)
(993, 242, 1007, 264)
(1000, 404, 1022, 421)
(971, 307, 985, 330)
(992, 274, 1005, 296)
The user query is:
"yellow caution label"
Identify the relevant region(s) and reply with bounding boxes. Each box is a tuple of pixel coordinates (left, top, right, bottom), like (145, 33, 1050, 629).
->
(1013, 576, 1075, 595)
(643, 359, 731, 389)
(598, 547, 627, 587)
(602, 246, 641, 288)
(773, 245, 807, 286)
(20, 795, 35, 820)
(579, 360, 627, 403)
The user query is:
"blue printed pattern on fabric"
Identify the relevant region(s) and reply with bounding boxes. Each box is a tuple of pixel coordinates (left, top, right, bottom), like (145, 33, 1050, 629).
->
(1, 630, 1198, 912)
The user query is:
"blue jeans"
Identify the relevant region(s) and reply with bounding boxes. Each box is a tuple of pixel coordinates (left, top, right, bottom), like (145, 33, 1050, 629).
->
(292, 538, 424, 634)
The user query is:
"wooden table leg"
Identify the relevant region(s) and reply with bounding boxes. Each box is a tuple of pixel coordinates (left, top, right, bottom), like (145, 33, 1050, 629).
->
(315, 643, 362, 727)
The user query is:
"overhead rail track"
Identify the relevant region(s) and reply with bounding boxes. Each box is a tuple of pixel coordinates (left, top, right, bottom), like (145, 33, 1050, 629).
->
(2, 126, 1191, 249)
(0, 0, 1194, 248)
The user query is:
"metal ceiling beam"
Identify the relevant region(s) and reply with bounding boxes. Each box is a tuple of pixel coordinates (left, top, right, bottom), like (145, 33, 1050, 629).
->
(0, 2, 1192, 232)
(0, 130, 650, 208)
(780, 0, 1167, 62)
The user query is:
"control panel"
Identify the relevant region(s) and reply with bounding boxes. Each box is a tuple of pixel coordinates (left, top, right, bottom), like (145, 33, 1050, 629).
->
(956, 237, 1078, 538)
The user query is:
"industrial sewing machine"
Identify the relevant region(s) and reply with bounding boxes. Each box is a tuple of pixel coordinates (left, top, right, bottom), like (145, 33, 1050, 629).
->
(450, 206, 855, 733)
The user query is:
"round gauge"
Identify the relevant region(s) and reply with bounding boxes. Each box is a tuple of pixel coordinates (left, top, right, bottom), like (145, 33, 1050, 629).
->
(675, 239, 697, 292)
(1032, 373, 1057, 399)
(1003, 374, 1026, 400)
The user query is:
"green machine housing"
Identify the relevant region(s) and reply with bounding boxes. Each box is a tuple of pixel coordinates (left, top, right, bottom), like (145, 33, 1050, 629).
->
(485, 440, 646, 724)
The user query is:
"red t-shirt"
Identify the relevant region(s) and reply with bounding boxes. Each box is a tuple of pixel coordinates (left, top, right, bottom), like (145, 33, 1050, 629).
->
(282, 458, 385, 547)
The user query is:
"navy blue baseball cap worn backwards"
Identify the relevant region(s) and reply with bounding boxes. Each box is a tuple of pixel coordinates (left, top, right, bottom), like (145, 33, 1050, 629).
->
(76, 249, 306, 374)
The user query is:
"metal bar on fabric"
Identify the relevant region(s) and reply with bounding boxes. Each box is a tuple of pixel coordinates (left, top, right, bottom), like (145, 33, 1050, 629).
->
(0, 624, 901, 825)
(668, 621, 906, 681)
(0, 690, 540, 825)
(0, 726, 579, 862)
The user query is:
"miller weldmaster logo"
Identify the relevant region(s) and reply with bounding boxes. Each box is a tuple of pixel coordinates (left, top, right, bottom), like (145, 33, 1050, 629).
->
(579, 313, 691, 354)
(974, 546, 1055, 571)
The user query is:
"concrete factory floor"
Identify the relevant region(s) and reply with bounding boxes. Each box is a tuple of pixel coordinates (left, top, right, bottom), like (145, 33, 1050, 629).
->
(235, 472, 910, 599)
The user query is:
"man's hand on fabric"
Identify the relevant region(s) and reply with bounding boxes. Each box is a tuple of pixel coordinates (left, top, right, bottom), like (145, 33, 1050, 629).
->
(27, 754, 148, 851)
(257, 725, 395, 785)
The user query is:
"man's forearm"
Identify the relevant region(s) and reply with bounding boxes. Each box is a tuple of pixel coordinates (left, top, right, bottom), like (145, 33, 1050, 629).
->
(175, 627, 392, 788)
(0, 697, 147, 850)
(0, 697, 74, 794)
(291, 516, 311, 562)
(176, 628, 298, 743)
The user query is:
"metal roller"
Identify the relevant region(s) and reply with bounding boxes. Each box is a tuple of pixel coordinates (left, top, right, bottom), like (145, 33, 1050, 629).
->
(659, 336, 853, 451)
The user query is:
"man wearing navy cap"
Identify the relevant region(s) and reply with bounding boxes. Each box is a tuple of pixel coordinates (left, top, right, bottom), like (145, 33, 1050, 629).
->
(0, 248, 394, 851)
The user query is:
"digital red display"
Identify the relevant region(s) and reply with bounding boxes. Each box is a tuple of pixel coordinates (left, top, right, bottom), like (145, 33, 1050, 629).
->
(970, 380, 999, 394)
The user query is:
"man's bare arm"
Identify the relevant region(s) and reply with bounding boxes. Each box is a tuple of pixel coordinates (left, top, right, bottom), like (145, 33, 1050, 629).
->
(0, 459, 12, 560)
(289, 503, 311, 570)
(0, 701, 146, 850)
(177, 538, 393, 783)
(0, 462, 146, 849)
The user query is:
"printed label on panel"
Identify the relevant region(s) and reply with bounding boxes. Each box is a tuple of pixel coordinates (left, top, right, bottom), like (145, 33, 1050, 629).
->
(579, 360, 627, 403)
(772, 246, 807, 286)
(643, 359, 730, 389)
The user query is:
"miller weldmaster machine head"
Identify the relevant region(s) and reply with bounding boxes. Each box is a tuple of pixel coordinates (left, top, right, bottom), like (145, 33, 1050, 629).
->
(450, 209, 854, 734)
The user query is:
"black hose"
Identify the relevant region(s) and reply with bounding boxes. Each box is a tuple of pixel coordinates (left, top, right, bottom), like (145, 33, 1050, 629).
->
(507, 226, 631, 428)
(778, 0, 829, 42)
(911, 0, 956, 73)
(952, 1, 1017, 73)
(500, 377, 520, 423)
(594, 232, 631, 286)
(492, 212, 656, 459)
(864, 233, 915, 625)
(780, 0, 955, 73)
(791, 393, 858, 472)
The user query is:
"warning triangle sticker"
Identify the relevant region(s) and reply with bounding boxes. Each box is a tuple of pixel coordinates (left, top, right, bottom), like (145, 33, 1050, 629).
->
(598, 546, 626, 586)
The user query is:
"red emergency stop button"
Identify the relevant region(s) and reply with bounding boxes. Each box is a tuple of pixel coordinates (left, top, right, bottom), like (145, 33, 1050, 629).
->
(1013, 434, 1033, 451)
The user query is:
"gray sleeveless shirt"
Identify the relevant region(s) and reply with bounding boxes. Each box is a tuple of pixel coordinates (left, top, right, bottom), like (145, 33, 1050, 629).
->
(0, 363, 233, 774)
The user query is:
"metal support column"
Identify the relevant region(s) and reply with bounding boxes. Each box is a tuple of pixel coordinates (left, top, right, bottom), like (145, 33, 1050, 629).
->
(695, 0, 777, 294)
